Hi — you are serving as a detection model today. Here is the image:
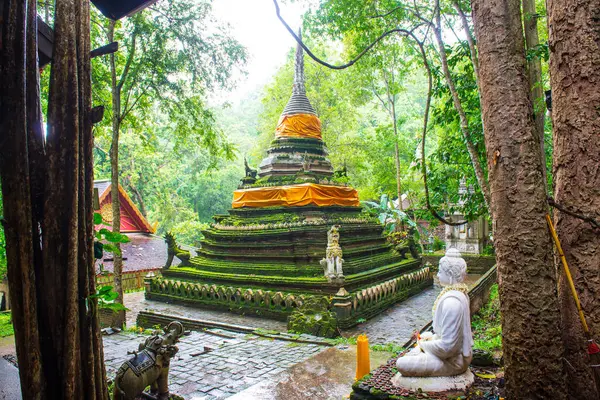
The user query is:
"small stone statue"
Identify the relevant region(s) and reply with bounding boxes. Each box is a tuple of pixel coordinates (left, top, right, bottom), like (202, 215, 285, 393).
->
(244, 157, 257, 179)
(393, 248, 473, 391)
(320, 225, 344, 282)
(164, 232, 191, 269)
(113, 321, 185, 400)
(240, 157, 258, 186)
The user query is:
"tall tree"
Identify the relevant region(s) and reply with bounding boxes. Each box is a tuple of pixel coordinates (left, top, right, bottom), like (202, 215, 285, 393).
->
(0, 0, 108, 397)
(548, 0, 600, 396)
(471, 0, 566, 397)
(306, 0, 491, 214)
(354, 43, 411, 212)
(92, 0, 246, 324)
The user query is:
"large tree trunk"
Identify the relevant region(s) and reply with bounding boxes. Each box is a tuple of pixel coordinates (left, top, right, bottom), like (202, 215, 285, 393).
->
(471, 0, 567, 397)
(0, 0, 109, 398)
(522, 0, 546, 187)
(548, 0, 600, 397)
(108, 20, 125, 328)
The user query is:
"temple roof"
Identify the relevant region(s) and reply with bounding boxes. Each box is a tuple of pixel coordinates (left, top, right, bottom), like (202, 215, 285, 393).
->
(94, 180, 155, 234)
(281, 31, 316, 116)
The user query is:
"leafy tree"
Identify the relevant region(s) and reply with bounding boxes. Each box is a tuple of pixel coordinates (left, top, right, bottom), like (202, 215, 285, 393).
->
(90, 0, 246, 326)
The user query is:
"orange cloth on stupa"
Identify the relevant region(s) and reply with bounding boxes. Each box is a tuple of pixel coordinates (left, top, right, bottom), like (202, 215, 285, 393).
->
(275, 114, 322, 139)
(232, 183, 359, 208)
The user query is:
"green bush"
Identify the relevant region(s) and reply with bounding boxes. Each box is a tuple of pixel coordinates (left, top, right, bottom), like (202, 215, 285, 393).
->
(0, 311, 14, 337)
(472, 284, 502, 353)
(432, 236, 445, 252)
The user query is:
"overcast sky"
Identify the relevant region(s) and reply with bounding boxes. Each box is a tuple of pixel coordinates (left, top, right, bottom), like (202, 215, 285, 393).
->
(210, 0, 310, 104)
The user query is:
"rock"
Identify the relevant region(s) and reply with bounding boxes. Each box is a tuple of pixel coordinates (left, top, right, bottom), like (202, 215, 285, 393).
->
(287, 297, 339, 338)
(471, 349, 495, 367)
(391, 369, 475, 393)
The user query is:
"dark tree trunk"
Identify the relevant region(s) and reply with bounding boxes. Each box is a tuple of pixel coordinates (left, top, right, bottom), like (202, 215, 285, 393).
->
(471, 0, 567, 397)
(548, 0, 600, 397)
(0, 0, 108, 398)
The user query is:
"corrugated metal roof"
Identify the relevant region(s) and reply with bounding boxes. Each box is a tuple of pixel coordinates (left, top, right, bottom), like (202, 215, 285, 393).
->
(94, 179, 111, 197)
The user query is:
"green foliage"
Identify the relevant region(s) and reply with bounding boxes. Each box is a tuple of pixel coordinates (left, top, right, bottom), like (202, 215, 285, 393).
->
(90, 0, 248, 244)
(90, 285, 128, 312)
(370, 342, 404, 354)
(472, 284, 502, 353)
(432, 236, 446, 252)
(93, 218, 130, 311)
(0, 311, 13, 337)
(362, 194, 416, 233)
(482, 244, 496, 256)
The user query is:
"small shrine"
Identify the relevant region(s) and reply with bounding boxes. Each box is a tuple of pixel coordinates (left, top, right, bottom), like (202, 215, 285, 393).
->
(145, 39, 432, 329)
(444, 180, 489, 254)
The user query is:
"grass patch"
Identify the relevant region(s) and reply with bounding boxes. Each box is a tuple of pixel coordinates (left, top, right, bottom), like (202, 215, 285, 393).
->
(0, 311, 14, 337)
(370, 342, 404, 354)
(472, 284, 502, 353)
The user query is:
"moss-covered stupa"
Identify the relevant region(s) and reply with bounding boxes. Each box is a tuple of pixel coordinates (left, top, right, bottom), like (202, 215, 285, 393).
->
(146, 39, 432, 328)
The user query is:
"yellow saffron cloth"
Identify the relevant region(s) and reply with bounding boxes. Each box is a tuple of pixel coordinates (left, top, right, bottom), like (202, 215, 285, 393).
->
(232, 183, 359, 208)
(275, 113, 322, 139)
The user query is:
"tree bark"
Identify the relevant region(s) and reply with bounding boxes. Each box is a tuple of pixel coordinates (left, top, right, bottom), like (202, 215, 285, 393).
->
(548, 0, 600, 397)
(0, 0, 109, 398)
(108, 20, 125, 328)
(522, 0, 546, 188)
(471, 0, 567, 397)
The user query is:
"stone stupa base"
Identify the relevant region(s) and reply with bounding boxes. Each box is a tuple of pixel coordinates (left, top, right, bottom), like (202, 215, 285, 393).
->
(391, 369, 475, 393)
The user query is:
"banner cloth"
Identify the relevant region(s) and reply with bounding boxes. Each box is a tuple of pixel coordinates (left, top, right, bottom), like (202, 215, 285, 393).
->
(275, 113, 322, 139)
(232, 183, 359, 208)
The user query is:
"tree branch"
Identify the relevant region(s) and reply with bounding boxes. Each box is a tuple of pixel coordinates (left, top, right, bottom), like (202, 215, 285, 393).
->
(368, 6, 403, 19)
(415, 34, 468, 226)
(117, 32, 137, 91)
(432, 0, 490, 210)
(548, 197, 600, 230)
(273, 0, 469, 226)
(272, 0, 421, 70)
(452, 0, 479, 86)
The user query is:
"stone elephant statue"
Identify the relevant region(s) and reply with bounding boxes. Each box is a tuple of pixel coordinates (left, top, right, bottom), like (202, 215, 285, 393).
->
(113, 321, 185, 400)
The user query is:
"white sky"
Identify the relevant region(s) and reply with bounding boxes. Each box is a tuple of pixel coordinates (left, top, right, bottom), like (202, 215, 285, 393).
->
(210, 0, 309, 104)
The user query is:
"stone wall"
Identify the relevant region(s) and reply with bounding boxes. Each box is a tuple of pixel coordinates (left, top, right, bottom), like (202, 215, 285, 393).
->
(422, 253, 496, 274)
(0, 278, 9, 311)
(468, 264, 498, 315)
(145, 265, 433, 329)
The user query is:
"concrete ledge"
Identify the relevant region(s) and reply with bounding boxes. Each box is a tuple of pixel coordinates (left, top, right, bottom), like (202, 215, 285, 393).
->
(422, 254, 496, 274)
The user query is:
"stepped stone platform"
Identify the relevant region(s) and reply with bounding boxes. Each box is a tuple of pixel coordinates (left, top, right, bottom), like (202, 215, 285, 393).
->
(145, 37, 432, 329)
(146, 206, 431, 328)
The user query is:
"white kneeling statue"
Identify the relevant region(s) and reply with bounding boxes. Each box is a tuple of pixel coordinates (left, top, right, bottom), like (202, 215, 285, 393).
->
(396, 248, 473, 378)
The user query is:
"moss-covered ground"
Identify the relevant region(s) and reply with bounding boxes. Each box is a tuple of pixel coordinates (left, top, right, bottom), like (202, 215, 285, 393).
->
(472, 284, 502, 355)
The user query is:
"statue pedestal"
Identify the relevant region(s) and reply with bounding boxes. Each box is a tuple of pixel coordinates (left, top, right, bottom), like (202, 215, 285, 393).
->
(391, 369, 474, 393)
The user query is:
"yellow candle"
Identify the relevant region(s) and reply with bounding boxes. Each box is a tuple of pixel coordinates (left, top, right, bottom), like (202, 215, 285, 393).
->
(356, 334, 371, 380)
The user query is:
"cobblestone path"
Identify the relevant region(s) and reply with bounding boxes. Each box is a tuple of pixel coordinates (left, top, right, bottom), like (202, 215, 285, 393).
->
(103, 329, 326, 399)
(342, 274, 482, 346)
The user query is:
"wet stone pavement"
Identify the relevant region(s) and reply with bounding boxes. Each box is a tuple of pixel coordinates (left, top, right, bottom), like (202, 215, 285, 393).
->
(342, 274, 482, 346)
(103, 329, 325, 399)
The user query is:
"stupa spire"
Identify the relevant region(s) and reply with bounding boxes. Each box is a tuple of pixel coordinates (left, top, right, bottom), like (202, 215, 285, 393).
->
(282, 29, 316, 116)
(293, 30, 306, 95)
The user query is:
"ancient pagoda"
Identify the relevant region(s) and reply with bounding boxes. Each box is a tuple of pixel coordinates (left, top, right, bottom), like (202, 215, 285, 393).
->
(145, 40, 432, 328)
